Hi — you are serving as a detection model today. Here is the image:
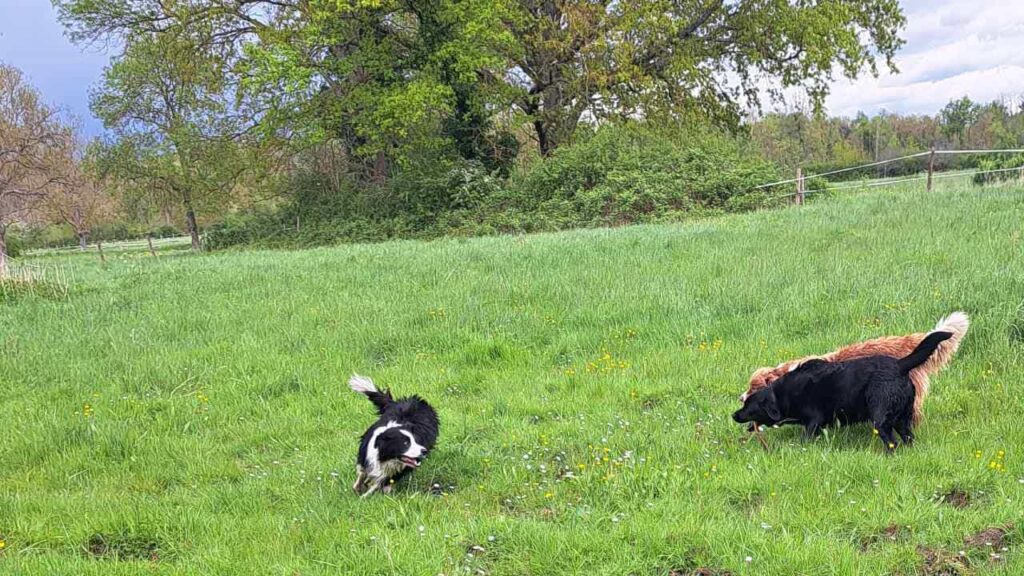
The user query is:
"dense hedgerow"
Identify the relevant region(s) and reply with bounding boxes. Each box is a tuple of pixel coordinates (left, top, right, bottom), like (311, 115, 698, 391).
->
(205, 122, 782, 250)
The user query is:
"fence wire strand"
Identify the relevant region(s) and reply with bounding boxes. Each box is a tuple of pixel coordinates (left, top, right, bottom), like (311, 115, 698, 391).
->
(772, 164, 1024, 200)
(753, 148, 1024, 191)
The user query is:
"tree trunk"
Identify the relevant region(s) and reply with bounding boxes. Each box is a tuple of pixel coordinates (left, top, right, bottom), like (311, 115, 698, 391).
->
(78, 232, 89, 251)
(533, 112, 581, 157)
(534, 120, 551, 157)
(0, 225, 8, 278)
(527, 82, 585, 156)
(185, 205, 201, 251)
(372, 151, 388, 185)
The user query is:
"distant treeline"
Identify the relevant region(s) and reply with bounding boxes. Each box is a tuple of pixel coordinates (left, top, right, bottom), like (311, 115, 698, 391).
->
(751, 96, 1024, 179)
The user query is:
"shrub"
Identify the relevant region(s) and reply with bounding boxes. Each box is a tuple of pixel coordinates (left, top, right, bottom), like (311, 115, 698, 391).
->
(503, 123, 780, 227)
(151, 224, 183, 239)
(5, 231, 24, 258)
(973, 154, 1024, 185)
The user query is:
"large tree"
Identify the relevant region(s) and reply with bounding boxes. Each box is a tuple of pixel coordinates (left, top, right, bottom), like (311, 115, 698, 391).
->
(0, 63, 66, 276)
(89, 30, 248, 250)
(505, 0, 906, 155)
(57, 0, 905, 160)
(56, 0, 514, 182)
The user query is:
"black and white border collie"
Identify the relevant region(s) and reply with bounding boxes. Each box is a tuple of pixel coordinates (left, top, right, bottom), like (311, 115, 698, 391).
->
(349, 374, 439, 497)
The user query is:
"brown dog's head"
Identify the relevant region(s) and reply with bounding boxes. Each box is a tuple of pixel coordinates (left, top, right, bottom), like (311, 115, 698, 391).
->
(742, 367, 779, 402)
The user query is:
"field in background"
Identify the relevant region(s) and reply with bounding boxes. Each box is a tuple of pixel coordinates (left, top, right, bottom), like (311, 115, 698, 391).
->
(2, 180, 1023, 575)
(26, 236, 193, 257)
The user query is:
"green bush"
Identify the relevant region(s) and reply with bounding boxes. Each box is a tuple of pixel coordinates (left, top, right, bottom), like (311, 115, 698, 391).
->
(974, 154, 1024, 185)
(5, 231, 24, 258)
(502, 123, 780, 227)
(151, 224, 183, 239)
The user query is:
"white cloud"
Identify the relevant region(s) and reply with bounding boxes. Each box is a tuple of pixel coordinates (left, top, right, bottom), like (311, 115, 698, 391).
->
(821, 0, 1024, 117)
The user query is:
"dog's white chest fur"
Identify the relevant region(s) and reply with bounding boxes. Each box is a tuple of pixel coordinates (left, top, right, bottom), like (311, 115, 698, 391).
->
(375, 459, 405, 480)
(365, 421, 400, 478)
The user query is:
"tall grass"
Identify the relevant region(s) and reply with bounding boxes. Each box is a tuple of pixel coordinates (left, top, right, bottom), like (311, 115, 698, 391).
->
(0, 261, 71, 303)
(1, 180, 1022, 575)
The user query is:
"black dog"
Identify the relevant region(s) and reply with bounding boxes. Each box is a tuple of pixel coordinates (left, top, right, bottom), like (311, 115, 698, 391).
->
(350, 374, 439, 496)
(733, 331, 953, 452)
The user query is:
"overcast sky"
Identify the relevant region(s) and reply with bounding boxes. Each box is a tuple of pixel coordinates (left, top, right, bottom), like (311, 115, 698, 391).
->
(1, 0, 1023, 136)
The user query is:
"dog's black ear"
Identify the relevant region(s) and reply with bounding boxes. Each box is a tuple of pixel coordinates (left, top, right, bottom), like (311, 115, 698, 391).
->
(764, 389, 782, 421)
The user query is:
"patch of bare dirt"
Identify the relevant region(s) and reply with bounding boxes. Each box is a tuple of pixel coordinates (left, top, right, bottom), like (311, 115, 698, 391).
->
(860, 523, 910, 551)
(964, 525, 1011, 549)
(916, 546, 970, 576)
(940, 489, 971, 509)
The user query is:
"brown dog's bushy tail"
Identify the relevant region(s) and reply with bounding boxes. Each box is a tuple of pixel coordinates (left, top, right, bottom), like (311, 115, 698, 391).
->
(909, 312, 968, 426)
(899, 331, 954, 374)
(349, 374, 393, 414)
(918, 311, 969, 376)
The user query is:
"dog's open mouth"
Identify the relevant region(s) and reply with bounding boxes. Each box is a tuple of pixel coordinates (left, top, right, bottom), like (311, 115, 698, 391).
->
(400, 456, 420, 468)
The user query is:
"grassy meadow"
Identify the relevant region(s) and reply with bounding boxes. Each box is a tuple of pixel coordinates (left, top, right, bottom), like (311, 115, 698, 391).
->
(2, 180, 1023, 575)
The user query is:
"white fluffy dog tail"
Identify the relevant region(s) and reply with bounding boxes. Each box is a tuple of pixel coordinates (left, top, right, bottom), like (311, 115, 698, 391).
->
(349, 373, 378, 394)
(918, 311, 969, 376)
(349, 373, 392, 413)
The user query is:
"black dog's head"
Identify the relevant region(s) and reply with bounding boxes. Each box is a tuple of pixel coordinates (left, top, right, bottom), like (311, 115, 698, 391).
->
(734, 359, 835, 426)
(732, 387, 782, 425)
(375, 427, 427, 468)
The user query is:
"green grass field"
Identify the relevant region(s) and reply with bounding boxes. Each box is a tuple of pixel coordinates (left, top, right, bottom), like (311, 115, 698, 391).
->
(2, 181, 1023, 575)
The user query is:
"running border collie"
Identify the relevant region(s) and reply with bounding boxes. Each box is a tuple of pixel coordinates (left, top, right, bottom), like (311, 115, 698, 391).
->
(733, 331, 953, 453)
(349, 374, 439, 496)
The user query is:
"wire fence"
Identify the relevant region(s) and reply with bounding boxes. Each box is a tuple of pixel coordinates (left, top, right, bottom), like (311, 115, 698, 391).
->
(752, 148, 1024, 202)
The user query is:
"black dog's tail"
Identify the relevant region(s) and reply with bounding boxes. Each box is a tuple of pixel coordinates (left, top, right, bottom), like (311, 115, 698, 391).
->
(898, 331, 954, 374)
(349, 374, 393, 414)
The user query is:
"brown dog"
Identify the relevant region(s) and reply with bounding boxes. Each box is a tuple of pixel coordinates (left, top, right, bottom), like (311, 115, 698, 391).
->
(742, 312, 968, 426)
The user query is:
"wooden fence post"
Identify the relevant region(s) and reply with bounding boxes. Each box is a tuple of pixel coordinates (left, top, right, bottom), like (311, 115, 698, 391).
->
(926, 148, 935, 192)
(146, 234, 157, 257)
(794, 167, 804, 205)
(97, 241, 106, 264)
